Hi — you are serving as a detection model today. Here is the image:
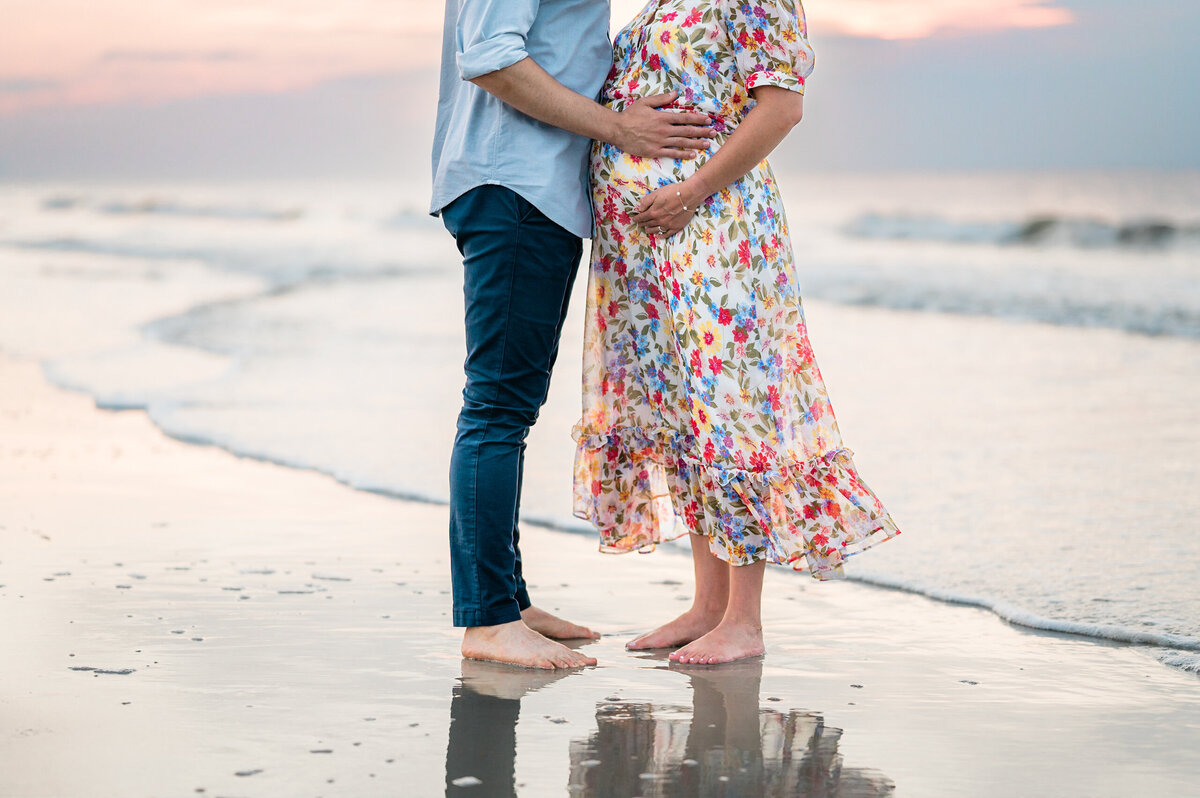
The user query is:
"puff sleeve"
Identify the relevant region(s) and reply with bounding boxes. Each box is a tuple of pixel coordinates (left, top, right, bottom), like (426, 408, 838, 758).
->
(724, 0, 815, 94)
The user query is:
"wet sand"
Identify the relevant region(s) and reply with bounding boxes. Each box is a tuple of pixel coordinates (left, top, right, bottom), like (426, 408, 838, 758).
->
(3, 353, 1200, 798)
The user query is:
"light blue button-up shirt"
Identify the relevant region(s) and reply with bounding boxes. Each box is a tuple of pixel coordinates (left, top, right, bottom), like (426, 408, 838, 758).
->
(430, 0, 613, 239)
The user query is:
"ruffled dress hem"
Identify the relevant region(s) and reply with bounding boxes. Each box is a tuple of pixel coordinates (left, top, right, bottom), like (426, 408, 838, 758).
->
(572, 424, 902, 581)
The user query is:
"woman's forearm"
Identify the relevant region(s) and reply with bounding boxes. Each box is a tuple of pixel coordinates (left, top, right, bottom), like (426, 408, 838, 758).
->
(627, 85, 805, 235)
(682, 86, 804, 205)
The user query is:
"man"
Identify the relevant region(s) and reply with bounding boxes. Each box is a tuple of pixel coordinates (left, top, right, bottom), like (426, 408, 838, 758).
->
(430, 0, 715, 669)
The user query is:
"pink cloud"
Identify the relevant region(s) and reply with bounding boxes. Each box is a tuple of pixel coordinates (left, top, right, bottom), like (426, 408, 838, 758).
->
(809, 0, 1074, 40)
(1, 0, 1074, 115)
(0, 0, 441, 114)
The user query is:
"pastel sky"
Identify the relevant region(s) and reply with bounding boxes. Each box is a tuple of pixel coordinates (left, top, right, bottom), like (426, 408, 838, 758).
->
(0, 0, 1196, 176)
(0, 0, 1075, 114)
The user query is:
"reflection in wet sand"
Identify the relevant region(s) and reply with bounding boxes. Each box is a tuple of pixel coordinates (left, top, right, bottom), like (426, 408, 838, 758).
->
(569, 659, 894, 798)
(444, 659, 573, 796)
(443, 657, 893, 797)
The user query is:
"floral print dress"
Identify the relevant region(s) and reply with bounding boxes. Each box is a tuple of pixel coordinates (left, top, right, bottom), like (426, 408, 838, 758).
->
(571, 0, 902, 579)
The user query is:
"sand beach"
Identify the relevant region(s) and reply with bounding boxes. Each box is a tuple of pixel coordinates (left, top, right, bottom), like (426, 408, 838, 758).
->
(4, 354, 1200, 798)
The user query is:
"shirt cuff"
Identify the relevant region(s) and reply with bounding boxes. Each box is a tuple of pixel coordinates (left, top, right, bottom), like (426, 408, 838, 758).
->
(456, 33, 530, 80)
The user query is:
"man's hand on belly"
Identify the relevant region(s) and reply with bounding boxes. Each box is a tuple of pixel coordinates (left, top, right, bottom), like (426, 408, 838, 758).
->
(613, 93, 717, 160)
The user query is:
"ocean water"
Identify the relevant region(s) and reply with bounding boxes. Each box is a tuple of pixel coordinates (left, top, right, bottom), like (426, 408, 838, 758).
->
(1, 171, 1198, 675)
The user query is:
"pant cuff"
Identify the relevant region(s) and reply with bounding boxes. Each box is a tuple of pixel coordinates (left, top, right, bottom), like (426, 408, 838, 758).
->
(453, 603, 523, 628)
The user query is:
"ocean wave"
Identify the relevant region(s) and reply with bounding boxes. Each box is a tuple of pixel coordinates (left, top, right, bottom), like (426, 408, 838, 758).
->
(89, 389, 1200, 674)
(513, 511, 1200, 674)
(799, 277, 1200, 340)
(42, 194, 304, 221)
(840, 569, 1200, 652)
(843, 212, 1200, 250)
(8, 236, 441, 287)
(46, 343, 1200, 678)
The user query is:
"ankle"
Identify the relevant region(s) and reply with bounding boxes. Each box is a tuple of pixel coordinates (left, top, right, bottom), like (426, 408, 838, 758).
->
(465, 619, 523, 639)
(692, 601, 727, 620)
(718, 614, 763, 631)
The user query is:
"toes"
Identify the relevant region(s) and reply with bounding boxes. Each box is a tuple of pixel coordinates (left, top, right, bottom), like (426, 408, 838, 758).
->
(571, 649, 597, 667)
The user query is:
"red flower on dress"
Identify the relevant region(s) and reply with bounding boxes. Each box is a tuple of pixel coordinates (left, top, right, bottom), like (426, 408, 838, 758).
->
(763, 386, 779, 412)
(718, 307, 732, 325)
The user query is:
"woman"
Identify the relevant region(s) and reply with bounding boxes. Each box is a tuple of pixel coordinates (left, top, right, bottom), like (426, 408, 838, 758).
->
(572, 0, 902, 665)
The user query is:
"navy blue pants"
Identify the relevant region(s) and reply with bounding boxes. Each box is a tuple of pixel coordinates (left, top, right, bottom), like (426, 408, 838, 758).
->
(440, 185, 583, 627)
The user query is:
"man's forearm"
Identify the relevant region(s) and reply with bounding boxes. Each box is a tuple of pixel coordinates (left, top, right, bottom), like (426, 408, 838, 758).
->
(470, 57, 620, 144)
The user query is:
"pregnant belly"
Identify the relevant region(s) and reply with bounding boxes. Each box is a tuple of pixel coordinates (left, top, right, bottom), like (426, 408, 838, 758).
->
(589, 139, 713, 218)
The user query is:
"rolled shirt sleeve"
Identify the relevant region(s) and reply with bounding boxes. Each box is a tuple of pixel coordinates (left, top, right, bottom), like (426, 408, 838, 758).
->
(455, 0, 542, 80)
(724, 0, 816, 94)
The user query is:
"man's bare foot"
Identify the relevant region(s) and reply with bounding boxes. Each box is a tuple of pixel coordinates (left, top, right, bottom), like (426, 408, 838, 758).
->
(668, 619, 764, 665)
(626, 607, 724, 650)
(461, 620, 597, 670)
(521, 605, 600, 640)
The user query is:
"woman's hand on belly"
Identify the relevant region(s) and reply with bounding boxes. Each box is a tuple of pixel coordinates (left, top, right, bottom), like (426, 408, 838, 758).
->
(629, 174, 713, 237)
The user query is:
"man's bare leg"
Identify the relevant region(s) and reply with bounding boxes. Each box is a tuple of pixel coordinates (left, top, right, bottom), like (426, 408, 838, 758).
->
(627, 533, 729, 650)
(462, 620, 598, 669)
(521, 605, 600, 640)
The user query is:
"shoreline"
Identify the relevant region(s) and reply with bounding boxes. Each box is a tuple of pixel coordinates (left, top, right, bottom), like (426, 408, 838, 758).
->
(5, 352, 1200, 797)
(34, 326, 1200, 674)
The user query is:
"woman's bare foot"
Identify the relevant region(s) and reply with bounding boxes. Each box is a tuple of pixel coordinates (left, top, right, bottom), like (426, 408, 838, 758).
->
(669, 619, 764, 665)
(521, 605, 600, 640)
(626, 607, 724, 650)
(461, 620, 597, 669)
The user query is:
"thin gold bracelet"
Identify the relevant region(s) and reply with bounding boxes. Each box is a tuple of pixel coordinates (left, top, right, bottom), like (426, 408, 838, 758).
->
(676, 189, 689, 212)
